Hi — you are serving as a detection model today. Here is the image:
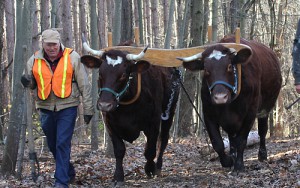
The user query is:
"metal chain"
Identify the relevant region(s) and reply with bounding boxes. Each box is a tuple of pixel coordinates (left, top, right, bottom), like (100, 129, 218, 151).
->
(161, 69, 182, 120)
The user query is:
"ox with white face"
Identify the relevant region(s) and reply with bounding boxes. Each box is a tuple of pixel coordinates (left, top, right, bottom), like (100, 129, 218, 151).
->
(178, 37, 282, 173)
(181, 45, 250, 105)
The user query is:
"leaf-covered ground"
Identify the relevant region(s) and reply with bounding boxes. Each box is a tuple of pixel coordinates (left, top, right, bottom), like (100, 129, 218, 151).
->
(0, 136, 299, 188)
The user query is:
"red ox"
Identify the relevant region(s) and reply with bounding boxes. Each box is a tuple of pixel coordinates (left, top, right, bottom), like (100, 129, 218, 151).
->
(178, 36, 282, 172)
(80, 38, 180, 185)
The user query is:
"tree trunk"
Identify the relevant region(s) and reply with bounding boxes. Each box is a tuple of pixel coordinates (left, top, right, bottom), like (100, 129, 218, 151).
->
(98, 0, 107, 48)
(89, 0, 99, 151)
(106, 0, 113, 32)
(162, 0, 169, 34)
(178, 0, 203, 137)
(72, 0, 79, 52)
(1, 0, 33, 175)
(164, 0, 175, 49)
(177, 0, 191, 48)
(3, 0, 14, 119)
(79, 0, 87, 54)
(55, 0, 62, 28)
(137, 0, 144, 45)
(144, 0, 151, 45)
(202, 0, 209, 43)
(211, 0, 218, 41)
(32, 0, 39, 52)
(61, 0, 73, 47)
(113, 0, 122, 45)
(41, 0, 50, 31)
(121, 0, 133, 42)
(0, 0, 4, 144)
(51, 0, 58, 27)
(151, 0, 159, 48)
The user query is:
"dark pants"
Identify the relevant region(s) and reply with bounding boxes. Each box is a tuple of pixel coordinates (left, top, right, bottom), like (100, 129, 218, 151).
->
(40, 106, 77, 187)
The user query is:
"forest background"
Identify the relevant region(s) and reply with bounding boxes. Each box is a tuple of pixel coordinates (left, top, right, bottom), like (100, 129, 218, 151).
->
(0, 0, 299, 185)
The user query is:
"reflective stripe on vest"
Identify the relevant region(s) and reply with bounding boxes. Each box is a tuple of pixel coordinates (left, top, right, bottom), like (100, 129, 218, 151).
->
(32, 48, 73, 100)
(37, 59, 46, 100)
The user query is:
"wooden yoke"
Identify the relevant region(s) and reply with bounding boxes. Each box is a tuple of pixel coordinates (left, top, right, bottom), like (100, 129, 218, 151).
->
(100, 27, 251, 68)
(103, 43, 251, 67)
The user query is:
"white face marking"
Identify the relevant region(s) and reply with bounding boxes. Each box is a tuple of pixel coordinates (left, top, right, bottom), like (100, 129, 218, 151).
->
(106, 56, 123, 67)
(208, 50, 226, 60)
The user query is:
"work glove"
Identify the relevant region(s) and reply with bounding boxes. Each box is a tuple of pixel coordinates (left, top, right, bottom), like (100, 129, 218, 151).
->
(21, 75, 37, 89)
(84, 115, 93, 124)
(21, 75, 31, 87)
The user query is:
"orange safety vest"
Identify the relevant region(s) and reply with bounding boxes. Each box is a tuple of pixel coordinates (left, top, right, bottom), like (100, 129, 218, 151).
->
(32, 48, 73, 100)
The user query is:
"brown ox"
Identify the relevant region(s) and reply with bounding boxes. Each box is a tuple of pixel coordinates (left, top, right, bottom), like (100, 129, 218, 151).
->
(178, 36, 282, 172)
(80, 38, 180, 185)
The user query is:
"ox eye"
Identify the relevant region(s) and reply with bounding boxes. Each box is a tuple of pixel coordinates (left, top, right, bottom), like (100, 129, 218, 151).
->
(227, 64, 233, 72)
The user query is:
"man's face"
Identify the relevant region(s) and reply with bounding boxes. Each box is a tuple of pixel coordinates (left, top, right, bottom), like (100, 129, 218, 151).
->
(42, 42, 60, 59)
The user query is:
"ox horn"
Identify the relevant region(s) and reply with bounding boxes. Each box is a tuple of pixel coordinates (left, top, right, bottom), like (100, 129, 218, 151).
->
(126, 45, 149, 60)
(82, 33, 104, 57)
(176, 52, 203, 62)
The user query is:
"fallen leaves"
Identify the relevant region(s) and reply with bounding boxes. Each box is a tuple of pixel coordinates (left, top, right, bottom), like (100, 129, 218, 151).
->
(0, 136, 299, 187)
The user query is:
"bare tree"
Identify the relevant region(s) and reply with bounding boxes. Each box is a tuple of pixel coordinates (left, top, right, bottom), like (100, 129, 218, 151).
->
(98, 0, 107, 48)
(32, 0, 39, 51)
(72, 0, 79, 52)
(162, 0, 169, 34)
(41, 0, 50, 31)
(79, 0, 87, 54)
(137, 0, 144, 45)
(51, 0, 58, 27)
(212, 0, 218, 41)
(0, 0, 4, 144)
(164, 0, 175, 49)
(151, 0, 159, 47)
(144, 0, 151, 45)
(177, 0, 191, 48)
(88, 0, 100, 151)
(106, 0, 114, 32)
(61, 0, 73, 47)
(1, 0, 34, 175)
(121, 0, 133, 42)
(113, 0, 122, 45)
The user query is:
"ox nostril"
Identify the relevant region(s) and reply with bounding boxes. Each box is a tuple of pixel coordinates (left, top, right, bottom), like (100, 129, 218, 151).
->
(99, 102, 114, 112)
(213, 93, 228, 104)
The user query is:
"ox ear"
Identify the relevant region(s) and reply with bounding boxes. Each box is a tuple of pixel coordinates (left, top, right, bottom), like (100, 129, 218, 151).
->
(232, 48, 252, 65)
(81, 55, 102, 68)
(131, 60, 151, 73)
(182, 60, 204, 71)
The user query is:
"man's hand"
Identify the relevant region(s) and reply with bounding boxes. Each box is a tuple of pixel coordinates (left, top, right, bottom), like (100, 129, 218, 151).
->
(296, 84, 300, 94)
(84, 115, 93, 124)
(21, 75, 31, 88)
(21, 75, 37, 89)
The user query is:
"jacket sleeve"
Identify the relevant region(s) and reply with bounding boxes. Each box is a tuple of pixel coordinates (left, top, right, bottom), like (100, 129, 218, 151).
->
(72, 52, 94, 115)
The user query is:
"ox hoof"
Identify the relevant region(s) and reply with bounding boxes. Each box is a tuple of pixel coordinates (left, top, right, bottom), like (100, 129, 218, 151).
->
(258, 149, 267, 161)
(228, 169, 245, 176)
(111, 180, 125, 187)
(220, 155, 234, 168)
(145, 161, 156, 178)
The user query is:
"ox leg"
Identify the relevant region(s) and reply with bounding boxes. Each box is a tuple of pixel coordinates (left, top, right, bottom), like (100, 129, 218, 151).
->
(156, 118, 173, 176)
(257, 116, 268, 161)
(206, 123, 234, 168)
(233, 135, 248, 171)
(144, 127, 159, 178)
(229, 136, 237, 158)
(233, 115, 256, 171)
(111, 135, 126, 185)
